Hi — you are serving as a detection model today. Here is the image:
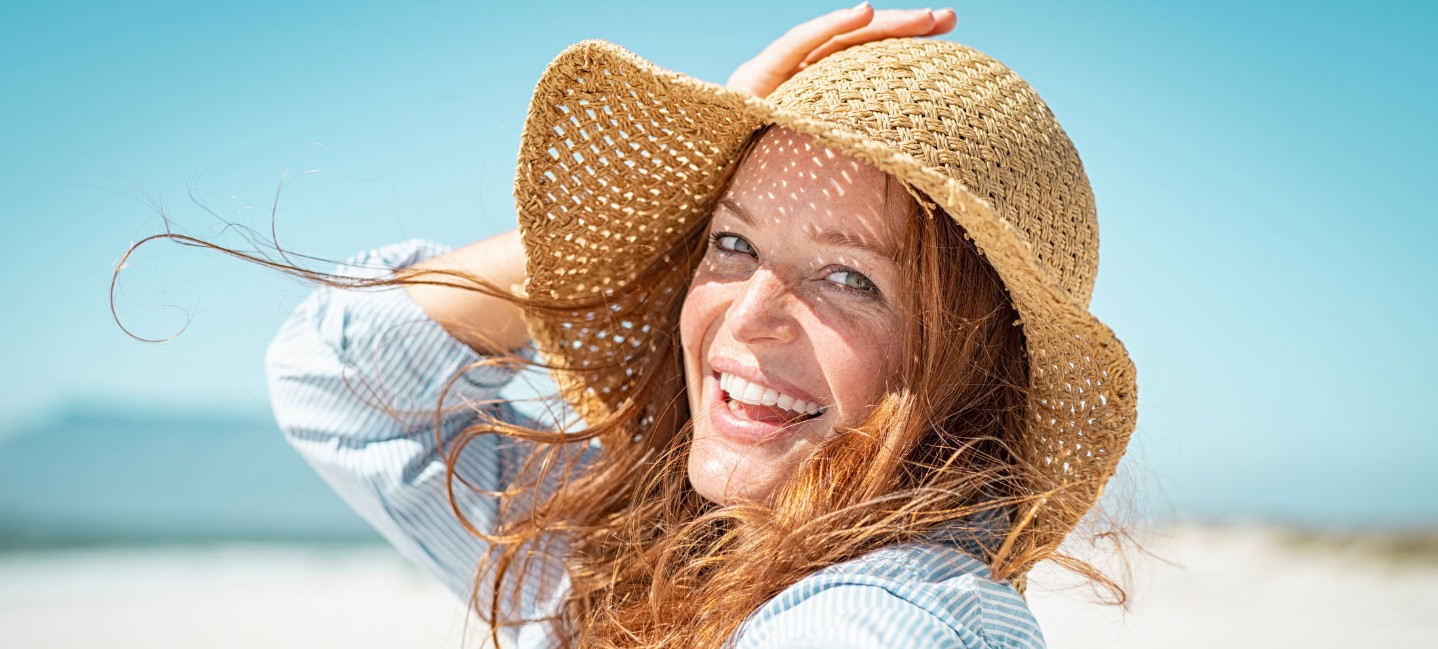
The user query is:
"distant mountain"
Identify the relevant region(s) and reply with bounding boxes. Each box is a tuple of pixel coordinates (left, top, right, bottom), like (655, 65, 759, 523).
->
(0, 404, 381, 547)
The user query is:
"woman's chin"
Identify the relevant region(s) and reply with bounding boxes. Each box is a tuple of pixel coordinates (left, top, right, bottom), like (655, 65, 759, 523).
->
(687, 434, 781, 506)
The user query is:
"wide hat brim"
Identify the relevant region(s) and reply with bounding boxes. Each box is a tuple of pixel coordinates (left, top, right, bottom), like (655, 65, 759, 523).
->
(513, 39, 1137, 576)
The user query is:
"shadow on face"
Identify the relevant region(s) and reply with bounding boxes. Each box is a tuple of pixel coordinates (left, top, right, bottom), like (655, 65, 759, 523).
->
(679, 125, 917, 506)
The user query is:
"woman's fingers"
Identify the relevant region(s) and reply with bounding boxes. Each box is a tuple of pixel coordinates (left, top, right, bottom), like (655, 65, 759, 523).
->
(727, 3, 876, 97)
(799, 8, 957, 68)
(755, 3, 876, 74)
(726, 6, 958, 98)
(928, 7, 959, 35)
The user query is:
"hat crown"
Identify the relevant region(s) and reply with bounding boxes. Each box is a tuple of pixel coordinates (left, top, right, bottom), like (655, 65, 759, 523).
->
(768, 39, 1099, 305)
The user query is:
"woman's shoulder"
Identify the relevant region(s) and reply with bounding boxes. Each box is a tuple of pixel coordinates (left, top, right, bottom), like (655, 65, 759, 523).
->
(733, 542, 1043, 649)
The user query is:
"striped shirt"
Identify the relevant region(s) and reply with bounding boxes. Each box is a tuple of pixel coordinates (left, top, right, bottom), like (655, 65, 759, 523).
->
(264, 239, 1045, 648)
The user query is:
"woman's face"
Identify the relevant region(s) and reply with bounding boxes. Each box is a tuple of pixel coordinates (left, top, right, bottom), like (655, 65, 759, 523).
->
(680, 126, 912, 506)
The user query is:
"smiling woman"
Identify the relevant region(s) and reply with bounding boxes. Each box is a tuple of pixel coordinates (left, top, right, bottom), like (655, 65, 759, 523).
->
(433, 29, 1132, 644)
(122, 5, 1138, 649)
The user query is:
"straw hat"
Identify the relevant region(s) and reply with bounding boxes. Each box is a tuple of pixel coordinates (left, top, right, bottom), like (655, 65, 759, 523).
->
(513, 38, 1137, 573)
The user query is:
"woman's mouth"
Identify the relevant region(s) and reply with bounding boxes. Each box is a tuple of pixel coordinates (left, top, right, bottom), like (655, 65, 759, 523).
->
(719, 371, 827, 420)
(707, 371, 826, 443)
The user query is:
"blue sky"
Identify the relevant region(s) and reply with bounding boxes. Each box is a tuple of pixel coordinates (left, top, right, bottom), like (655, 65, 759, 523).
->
(2, 1, 1434, 525)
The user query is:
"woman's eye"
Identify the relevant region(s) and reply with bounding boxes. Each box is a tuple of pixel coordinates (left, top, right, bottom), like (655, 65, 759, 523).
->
(826, 269, 879, 295)
(710, 232, 756, 257)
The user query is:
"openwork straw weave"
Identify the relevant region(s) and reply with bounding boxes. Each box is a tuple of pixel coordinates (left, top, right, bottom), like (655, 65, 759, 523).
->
(513, 38, 1137, 580)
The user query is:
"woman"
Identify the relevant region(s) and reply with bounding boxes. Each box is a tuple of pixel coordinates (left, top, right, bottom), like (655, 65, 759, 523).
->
(260, 6, 1136, 648)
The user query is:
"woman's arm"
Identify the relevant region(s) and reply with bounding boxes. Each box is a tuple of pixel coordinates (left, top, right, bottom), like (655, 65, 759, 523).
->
(401, 229, 529, 356)
(266, 240, 551, 602)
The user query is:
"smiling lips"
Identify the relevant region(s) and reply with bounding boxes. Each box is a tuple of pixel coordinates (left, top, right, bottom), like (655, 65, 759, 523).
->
(718, 372, 826, 424)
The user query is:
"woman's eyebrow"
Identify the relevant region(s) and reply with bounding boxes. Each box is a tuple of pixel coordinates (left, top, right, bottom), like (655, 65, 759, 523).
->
(815, 229, 897, 261)
(718, 196, 897, 261)
(718, 197, 758, 227)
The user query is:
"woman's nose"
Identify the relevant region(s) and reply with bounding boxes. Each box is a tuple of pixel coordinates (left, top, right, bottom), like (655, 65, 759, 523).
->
(726, 269, 799, 345)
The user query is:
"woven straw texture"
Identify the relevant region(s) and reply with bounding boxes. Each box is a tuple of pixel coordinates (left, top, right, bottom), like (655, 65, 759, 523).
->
(513, 38, 1137, 574)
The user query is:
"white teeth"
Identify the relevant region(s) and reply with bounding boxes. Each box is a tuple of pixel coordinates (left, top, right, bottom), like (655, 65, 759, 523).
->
(718, 372, 825, 418)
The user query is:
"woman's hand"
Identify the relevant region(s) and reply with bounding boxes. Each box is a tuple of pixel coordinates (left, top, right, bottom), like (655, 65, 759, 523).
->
(726, 3, 957, 98)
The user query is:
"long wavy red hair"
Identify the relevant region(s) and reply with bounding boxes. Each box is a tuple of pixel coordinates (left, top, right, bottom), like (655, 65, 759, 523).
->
(112, 129, 1129, 649)
(416, 135, 1126, 647)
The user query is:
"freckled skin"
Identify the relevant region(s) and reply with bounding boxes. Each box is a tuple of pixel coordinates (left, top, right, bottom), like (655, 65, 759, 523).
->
(680, 126, 913, 506)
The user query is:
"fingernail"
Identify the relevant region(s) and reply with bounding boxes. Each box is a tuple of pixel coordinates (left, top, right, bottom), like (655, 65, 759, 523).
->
(852, 1, 871, 11)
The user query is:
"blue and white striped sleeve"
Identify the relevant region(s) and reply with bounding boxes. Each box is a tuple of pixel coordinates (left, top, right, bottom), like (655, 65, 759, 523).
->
(739, 584, 978, 648)
(263, 238, 541, 600)
(732, 546, 1044, 649)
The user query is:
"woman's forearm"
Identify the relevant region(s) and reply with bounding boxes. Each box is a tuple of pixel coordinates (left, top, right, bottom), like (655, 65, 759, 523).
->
(401, 229, 530, 356)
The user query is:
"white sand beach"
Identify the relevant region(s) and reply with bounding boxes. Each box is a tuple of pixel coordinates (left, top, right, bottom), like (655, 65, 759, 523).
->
(1, 523, 1434, 648)
(1026, 523, 1438, 647)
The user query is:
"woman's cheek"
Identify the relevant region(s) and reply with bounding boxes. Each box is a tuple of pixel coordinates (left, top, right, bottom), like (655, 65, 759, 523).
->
(830, 323, 903, 420)
(679, 275, 728, 381)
